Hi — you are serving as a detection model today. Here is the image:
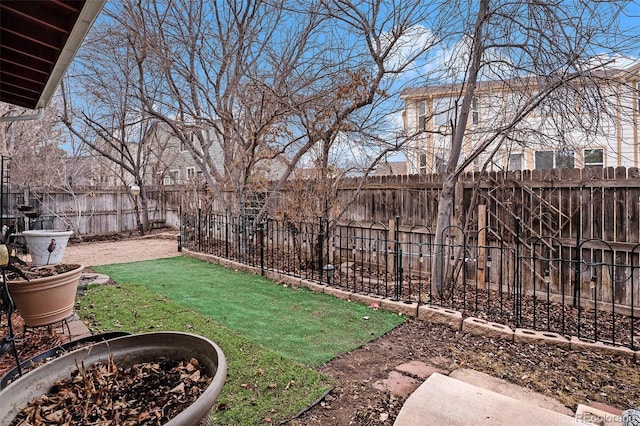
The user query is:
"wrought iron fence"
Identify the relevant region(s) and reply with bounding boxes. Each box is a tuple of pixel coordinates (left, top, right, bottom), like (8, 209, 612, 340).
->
(181, 210, 640, 351)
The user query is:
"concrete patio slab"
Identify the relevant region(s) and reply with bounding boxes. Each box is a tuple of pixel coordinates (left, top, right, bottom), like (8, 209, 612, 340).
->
(449, 368, 573, 415)
(394, 373, 577, 426)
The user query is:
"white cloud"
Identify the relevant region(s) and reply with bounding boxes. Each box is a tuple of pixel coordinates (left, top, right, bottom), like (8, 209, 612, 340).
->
(583, 54, 640, 70)
(383, 25, 436, 73)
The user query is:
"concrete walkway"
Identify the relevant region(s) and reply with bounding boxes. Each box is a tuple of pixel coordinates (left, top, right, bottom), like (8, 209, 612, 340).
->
(372, 359, 586, 425)
(392, 367, 623, 426)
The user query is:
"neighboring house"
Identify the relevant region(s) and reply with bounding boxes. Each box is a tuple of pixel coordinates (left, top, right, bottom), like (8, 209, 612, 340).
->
(140, 122, 221, 187)
(70, 121, 290, 191)
(63, 154, 119, 187)
(141, 121, 287, 187)
(400, 63, 640, 174)
(374, 161, 408, 176)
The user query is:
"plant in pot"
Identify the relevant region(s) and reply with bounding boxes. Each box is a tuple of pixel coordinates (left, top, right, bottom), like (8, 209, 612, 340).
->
(0, 332, 227, 425)
(21, 229, 74, 266)
(3, 231, 83, 328)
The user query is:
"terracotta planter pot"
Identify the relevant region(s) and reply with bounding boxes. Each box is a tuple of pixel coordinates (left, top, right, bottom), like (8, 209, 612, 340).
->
(0, 332, 227, 425)
(22, 229, 73, 266)
(6, 264, 84, 327)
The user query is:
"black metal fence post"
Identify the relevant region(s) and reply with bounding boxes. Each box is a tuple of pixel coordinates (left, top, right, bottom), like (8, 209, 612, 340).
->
(317, 216, 324, 283)
(394, 215, 401, 300)
(573, 217, 581, 307)
(258, 221, 265, 276)
(225, 209, 229, 259)
(197, 205, 202, 252)
(514, 207, 522, 327)
(574, 216, 582, 339)
(177, 205, 182, 252)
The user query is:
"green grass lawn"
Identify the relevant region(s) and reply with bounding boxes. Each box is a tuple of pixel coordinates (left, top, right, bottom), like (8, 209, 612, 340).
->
(93, 257, 405, 367)
(78, 256, 405, 424)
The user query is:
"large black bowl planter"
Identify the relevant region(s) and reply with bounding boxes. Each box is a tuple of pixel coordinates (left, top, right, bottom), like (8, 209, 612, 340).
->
(0, 331, 132, 389)
(0, 332, 227, 425)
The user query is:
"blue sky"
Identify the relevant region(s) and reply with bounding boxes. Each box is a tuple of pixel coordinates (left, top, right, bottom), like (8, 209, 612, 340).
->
(69, 0, 640, 166)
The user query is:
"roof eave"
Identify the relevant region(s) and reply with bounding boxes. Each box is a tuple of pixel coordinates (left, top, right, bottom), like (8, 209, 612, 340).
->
(33, 0, 107, 110)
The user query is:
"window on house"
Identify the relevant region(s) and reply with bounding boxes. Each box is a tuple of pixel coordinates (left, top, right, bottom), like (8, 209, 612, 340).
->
(187, 167, 196, 179)
(180, 132, 196, 152)
(535, 151, 554, 169)
(419, 153, 427, 174)
(163, 170, 179, 185)
(433, 96, 457, 127)
(471, 96, 479, 125)
(418, 101, 427, 130)
(434, 151, 448, 174)
(555, 150, 575, 168)
(535, 150, 574, 169)
(508, 153, 523, 171)
(583, 148, 604, 167)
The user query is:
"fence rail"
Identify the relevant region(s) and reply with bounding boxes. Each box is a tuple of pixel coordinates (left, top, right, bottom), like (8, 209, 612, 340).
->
(181, 210, 640, 351)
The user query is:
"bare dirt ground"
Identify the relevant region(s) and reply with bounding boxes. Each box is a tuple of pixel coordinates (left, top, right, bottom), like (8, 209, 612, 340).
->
(62, 232, 180, 266)
(4, 232, 640, 425)
(289, 319, 640, 425)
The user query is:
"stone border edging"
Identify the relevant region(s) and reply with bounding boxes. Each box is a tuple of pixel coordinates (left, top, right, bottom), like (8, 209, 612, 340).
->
(182, 248, 639, 361)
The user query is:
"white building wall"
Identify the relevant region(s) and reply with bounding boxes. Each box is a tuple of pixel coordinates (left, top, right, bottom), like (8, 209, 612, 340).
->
(402, 70, 640, 174)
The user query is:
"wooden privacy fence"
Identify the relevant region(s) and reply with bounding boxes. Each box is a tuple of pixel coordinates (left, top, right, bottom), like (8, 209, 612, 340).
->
(335, 166, 640, 247)
(181, 211, 640, 350)
(1, 186, 182, 236)
(8, 165, 640, 242)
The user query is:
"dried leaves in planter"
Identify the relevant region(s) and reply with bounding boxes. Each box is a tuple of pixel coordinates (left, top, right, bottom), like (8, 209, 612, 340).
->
(10, 356, 212, 425)
(5, 264, 82, 281)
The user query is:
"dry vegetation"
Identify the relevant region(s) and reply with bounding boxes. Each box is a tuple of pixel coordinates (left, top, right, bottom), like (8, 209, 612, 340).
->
(293, 319, 640, 425)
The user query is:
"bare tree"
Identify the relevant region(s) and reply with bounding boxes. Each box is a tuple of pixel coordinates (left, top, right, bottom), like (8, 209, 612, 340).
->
(0, 102, 67, 190)
(67, 0, 447, 224)
(0, 101, 106, 236)
(411, 1, 637, 296)
(258, 1, 452, 223)
(60, 13, 180, 233)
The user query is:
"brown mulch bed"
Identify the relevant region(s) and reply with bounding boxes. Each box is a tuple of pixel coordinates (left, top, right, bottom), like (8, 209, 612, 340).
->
(0, 314, 65, 379)
(288, 319, 640, 425)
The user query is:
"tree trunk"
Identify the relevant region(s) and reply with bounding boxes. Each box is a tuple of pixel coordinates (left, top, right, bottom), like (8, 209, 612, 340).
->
(432, 0, 488, 298)
(433, 174, 456, 296)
